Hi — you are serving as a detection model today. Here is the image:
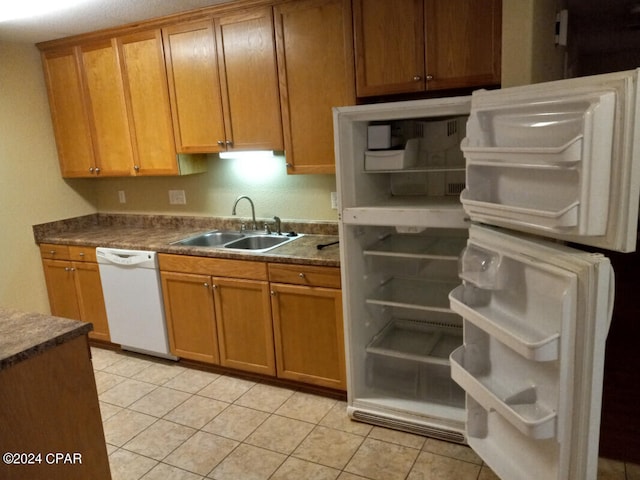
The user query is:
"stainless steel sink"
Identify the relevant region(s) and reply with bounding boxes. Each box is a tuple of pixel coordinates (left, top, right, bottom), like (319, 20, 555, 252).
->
(223, 235, 295, 252)
(172, 231, 245, 247)
(172, 230, 302, 252)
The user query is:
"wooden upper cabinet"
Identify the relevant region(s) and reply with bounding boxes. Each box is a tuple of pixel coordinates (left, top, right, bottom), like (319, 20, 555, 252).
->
(354, 0, 502, 97)
(41, 48, 96, 177)
(79, 40, 134, 176)
(215, 7, 283, 152)
(425, 0, 502, 90)
(163, 8, 282, 154)
(163, 20, 226, 153)
(116, 29, 179, 175)
(274, 0, 355, 174)
(353, 0, 426, 97)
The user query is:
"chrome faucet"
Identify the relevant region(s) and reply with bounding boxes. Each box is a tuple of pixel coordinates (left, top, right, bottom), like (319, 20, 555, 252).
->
(273, 216, 282, 235)
(231, 195, 257, 230)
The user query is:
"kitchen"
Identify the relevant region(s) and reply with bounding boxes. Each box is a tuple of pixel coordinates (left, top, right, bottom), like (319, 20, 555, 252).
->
(0, 0, 639, 479)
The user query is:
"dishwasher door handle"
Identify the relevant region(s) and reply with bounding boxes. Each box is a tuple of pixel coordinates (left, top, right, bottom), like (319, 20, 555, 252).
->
(96, 248, 155, 267)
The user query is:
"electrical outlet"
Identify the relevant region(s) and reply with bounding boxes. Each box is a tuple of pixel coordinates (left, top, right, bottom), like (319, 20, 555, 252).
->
(169, 190, 186, 205)
(118, 190, 126, 204)
(331, 192, 338, 209)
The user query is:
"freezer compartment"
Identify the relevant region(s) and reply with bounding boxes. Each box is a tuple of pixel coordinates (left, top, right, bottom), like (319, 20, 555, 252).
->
(365, 319, 464, 407)
(450, 323, 561, 440)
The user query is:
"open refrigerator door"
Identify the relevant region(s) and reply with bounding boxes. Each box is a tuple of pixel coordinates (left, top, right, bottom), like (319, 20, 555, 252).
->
(449, 224, 614, 480)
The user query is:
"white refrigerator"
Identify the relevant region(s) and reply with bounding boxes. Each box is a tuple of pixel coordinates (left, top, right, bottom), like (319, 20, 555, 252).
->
(334, 69, 640, 480)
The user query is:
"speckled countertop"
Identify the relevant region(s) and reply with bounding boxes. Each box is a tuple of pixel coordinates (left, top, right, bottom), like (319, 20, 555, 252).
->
(33, 213, 341, 267)
(0, 307, 92, 370)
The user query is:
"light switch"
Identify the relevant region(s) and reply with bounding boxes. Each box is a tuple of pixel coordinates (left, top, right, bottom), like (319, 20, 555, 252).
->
(118, 190, 126, 204)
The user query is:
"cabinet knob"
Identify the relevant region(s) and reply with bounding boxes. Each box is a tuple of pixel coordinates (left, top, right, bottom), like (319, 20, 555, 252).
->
(217, 140, 225, 146)
(212, 284, 218, 289)
(413, 75, 422, 81)
(426, 74, 434, 81)
(270, 290, 276, 296)
(89, 167, 94, 173)
(134, 165, 140, 172)
(95, 167, 101, 174)
(49, 250, 56, 255)
(79, 252, 85, 257)
(204, 283, 209, 287)
(298, 273, 305, 279)
(286, 163, 293, 168)
(225, 140, 233, 147)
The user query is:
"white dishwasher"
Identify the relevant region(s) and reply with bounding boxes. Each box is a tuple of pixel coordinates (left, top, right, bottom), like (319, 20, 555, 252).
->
(96, 247, 176, 360)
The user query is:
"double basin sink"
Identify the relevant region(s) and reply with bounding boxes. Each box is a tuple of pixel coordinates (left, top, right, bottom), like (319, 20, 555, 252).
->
(173, 230, 302, 253)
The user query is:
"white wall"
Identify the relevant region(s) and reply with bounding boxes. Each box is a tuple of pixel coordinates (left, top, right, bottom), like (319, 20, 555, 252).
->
(93, 154, 339, 222)
(0, 41, 97, 313)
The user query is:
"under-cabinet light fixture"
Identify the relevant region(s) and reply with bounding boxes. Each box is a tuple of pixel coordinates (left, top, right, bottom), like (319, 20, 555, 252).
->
(218, 150, 275, 160)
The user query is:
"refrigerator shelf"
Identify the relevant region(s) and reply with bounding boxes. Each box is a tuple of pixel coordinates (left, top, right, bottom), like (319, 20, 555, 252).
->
(366, 277, 458, 312)
(449, 285, 561, 362)
(366, 318, 462, 366)
(450, 346, 557, 439)
(363, 234, 466, 260)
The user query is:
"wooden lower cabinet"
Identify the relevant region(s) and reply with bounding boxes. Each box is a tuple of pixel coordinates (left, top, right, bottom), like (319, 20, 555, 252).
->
(40, 244, 110, 342)
(160, 272, 220, 364)
(269, 265, 346, 390)
(159, 255, 275, 375)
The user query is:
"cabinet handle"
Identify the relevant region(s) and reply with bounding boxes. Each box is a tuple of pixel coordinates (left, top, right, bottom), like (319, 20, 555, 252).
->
(413, 75, 422, 81)
(134, 165, 140, 172)
(79, 252, 85, 257)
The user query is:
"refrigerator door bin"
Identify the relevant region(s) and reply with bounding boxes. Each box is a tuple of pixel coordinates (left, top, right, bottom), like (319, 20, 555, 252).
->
(450, 344, 557, 439)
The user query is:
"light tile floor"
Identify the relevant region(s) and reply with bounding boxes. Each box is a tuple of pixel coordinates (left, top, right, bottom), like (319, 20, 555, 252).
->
(92, 347, 640, 480)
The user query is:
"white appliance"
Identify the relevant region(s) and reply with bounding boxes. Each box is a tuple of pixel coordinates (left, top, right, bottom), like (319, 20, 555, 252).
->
(334, 69, 640, 479)
(96, 247, 176, 360)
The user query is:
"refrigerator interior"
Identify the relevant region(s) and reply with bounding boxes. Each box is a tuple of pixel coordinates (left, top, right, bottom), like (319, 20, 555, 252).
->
(335, 97, 474, 441)
(342, 225, 468, 439)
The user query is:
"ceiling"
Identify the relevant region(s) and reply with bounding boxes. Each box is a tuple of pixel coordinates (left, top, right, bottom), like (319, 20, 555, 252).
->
(0, 0, 233, 44)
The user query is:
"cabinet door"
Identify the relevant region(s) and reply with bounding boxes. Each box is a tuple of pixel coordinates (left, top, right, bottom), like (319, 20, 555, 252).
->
(425, 0, 501, 90)
(79, 40, 134, 176)
(161, 272, 219, 363)
(117, 29, 178, 175)
(163, 20, 226, 153)
(215, 7, 283, 151)
(41, 48, 96, 177)
(274, 0, 355, 174)
(271, 283, 345, 389)
(41, 259, 81, 320)
(213, 277, 275, 375)
(73, 261, 110, 342)
(353, 0, 425, 97)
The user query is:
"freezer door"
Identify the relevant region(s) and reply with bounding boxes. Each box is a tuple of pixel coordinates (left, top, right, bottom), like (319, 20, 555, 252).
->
(461, 68, 640, 252)
(449, 225, 613, 480)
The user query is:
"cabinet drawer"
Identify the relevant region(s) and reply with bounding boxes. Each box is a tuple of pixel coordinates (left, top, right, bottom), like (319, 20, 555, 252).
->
(39, 243, 71, 260)
(268, 264, 341, 289)
(158, 254, 268, 280)
(68, 245, 97, 262)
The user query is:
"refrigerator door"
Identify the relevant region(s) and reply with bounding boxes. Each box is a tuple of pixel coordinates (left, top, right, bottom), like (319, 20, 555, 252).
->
(461, 69, 640, 252)
(449, 225, 613, 480)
